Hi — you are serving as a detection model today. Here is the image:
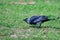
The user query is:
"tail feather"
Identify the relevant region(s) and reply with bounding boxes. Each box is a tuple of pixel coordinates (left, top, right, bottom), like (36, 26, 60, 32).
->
(48, 18, 55, 21)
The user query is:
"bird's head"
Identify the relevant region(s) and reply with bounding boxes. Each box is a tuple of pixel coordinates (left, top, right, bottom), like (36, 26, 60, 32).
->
(23, 18, 28, 23)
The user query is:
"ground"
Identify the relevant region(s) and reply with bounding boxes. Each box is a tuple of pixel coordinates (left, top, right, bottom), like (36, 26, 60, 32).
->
(0, 0, 60, 40)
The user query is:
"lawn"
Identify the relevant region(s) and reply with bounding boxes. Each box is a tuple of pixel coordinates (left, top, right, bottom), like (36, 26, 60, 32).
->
(0, 0, 60, 40)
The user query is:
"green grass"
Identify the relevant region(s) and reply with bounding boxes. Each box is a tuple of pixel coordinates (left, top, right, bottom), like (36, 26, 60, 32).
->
(0, 0, 60, 40)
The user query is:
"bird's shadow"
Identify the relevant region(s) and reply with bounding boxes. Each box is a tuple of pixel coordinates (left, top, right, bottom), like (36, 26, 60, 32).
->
(29, 26, 41, 28)
(29, 26, 60, 29)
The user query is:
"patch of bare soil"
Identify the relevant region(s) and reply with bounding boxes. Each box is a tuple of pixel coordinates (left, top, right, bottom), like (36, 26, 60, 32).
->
(10, 28, 31, 38)
(10, 1, 35, 5)
(10, 0, 35, 5)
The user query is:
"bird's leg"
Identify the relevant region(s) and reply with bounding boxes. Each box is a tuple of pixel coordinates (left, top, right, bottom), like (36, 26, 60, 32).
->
(36, 22, 42, 28)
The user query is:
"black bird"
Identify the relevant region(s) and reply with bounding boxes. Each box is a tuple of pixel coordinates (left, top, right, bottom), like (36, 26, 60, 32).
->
(23, 16, 50, 28)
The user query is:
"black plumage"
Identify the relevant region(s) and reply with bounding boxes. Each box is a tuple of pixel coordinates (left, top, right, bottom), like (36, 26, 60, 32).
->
(23, 16, 50, 27)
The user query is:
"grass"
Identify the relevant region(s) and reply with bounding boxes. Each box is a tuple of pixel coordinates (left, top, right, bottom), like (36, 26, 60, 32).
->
(0, 0, 60, 40)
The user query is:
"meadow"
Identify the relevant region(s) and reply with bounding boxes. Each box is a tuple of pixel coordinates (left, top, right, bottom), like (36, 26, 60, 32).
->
(0, 0, 60, 40)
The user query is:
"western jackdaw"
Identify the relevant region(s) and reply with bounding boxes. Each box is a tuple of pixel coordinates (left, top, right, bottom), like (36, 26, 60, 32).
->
(23, 16, 50, 28)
